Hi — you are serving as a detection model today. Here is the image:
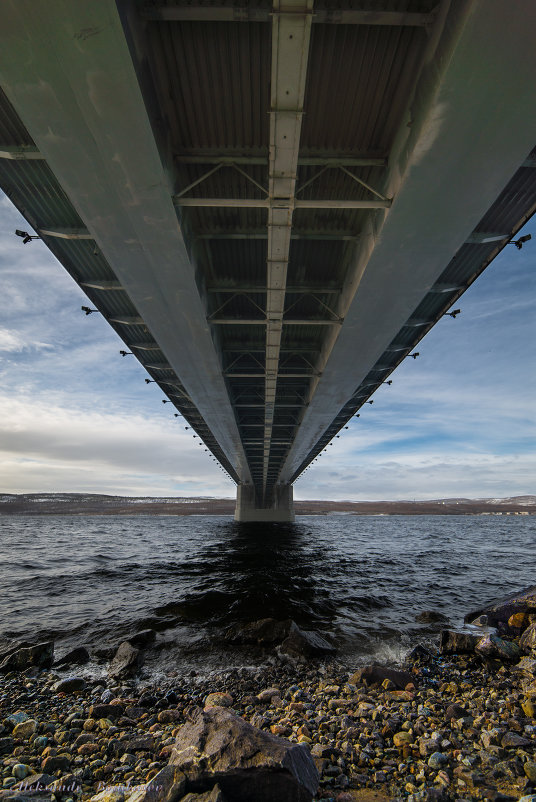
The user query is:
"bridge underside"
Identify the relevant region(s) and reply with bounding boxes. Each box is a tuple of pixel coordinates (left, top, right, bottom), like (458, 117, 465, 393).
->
(1, 1, 536, 521)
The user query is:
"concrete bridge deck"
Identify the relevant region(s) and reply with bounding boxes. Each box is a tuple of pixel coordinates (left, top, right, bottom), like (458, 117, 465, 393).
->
(1, 0, 535, 520)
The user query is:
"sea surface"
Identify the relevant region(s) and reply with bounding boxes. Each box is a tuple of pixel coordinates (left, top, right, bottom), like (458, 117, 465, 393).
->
(0, 514, 534, 681)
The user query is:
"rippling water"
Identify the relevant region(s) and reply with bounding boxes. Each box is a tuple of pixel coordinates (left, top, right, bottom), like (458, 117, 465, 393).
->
(0, 514, 534, 678)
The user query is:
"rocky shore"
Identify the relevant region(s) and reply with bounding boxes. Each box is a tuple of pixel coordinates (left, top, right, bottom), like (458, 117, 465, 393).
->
(0, 589, 535, 802)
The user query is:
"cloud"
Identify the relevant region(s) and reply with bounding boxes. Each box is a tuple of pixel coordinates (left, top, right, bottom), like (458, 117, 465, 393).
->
(0, 393, 234, 496)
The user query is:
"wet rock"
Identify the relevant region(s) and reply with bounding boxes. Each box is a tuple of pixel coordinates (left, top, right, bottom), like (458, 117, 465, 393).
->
(90, 789, 126, 802)
(524, 761, 536, 783)
(54, 646, 90, 667)
(350, 664, 414, 690)
(224, 618, 295, 645)
(445, 703, 466, 720)
(439, 629, 482, 654)
(465, 585, 536, 627)
(415, 611, 449, 624)
(53, 676, 86, 693)
(279, 626, 336, 658)
(108, 642, 141, 677)
(0, 642, 54, 672)
(170, 706, 318, 801)
(125, 629, 156, 649)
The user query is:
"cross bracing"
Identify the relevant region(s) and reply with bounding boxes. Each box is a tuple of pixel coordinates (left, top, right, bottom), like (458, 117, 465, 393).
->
(1, 1, 536, 517)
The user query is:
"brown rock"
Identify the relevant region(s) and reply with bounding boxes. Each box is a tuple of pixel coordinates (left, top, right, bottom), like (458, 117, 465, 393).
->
(350, 664, 415, 690)
(108, 642, 141, 677)
(520, 622, 536, 652)
(465, 585, 536, 627)
(170, 706, 318, 801)
(439, 629, 481, 654)
(0, 642, 54, 673)
(123, 765, 186, 802)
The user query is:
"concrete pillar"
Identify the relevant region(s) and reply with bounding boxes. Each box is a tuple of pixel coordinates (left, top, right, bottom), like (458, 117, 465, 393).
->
(234, 484, 295, 523)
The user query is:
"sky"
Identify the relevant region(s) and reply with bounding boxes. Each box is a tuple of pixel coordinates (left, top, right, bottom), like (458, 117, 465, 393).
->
(1, 191, 535, 501)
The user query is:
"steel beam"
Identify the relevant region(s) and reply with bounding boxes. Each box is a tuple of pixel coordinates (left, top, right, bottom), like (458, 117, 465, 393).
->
(0, 0, 251, 484)
(176, 197, 390, 209)
(142, 4, 433, 27)
(0, 145, 44, 160)
(81, 280, 123, 291)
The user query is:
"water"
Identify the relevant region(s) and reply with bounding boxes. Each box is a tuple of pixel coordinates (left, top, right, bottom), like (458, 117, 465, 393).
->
(0, 514, 534, 679)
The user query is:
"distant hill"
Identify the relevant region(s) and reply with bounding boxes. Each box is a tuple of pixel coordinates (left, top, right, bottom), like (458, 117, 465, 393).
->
(0, 493, 534, 516)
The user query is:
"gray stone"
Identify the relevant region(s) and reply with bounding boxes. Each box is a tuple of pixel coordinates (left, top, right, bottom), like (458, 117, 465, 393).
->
(125, 629, 156, 648)
(170, 706, 319, 802)
(53, 676, 86, 693)
(54, 646, 90, 666)
(427, 752, 449, 770)
(475, 633, 521, 661)
(14, 774, 55, 791)
(0, 642, 54, 672)
(108, 642, 141, 677)
(524, 761, 536, 783)
(41, 755, 70, 773)
(279, 625, 336, 658)
(501, 731, 533, 748)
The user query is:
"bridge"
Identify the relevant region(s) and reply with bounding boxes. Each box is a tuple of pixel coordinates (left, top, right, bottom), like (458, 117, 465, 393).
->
(1, 1, 535, 521)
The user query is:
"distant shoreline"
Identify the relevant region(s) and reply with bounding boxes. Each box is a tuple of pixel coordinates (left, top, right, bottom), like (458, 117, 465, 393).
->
(0, 493, 534, 516)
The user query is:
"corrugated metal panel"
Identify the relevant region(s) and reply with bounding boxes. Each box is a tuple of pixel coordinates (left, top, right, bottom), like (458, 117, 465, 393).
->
(302, 23, 426, 152)
(146, 20, 270, 151)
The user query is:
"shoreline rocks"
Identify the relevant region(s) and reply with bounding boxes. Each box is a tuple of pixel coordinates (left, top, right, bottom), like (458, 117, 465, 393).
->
(0, 590, 534, 800)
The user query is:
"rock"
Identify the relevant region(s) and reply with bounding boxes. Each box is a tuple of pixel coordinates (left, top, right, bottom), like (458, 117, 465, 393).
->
(204, 692, 233, 709)
(470, 614, 489, 627)
(501, 731, 533, 748)
(124, 765, 186, 802)
(475, 634, 521, 661)
(415, 611, 449, 624)
(89, 704, 124, 720)
(125, 629, 156, 649)
(445, 703, 466, 720)
(524, 761, 536, 782)
(11, 765, 32, 780)
(108, 642, 141, 677)
(41, 755, 71, 773)
(520, 623, 536, 652)
(223, 619, 295, 645)
(350, 664, 415, 690)
(15, 773, 55, 791)
(125, 735, 155, 752)
(428, 752, 449, 770)
(181, 786, 226, 802)
(0, 738, 14, 754)
(12, 719, 37, 739)
(90, 790, 126, 802)
(53, 676, 86, 693)
(170, 706, 318, 801)
(257, 688, 281, 703)
(393, 732, 413, 747)
(279, 625, 336, 658)
(0, 642, 54, 672)
(465, 585, 536, 627)
(54, 646, 90, 666)
(439, 629, 481, 654)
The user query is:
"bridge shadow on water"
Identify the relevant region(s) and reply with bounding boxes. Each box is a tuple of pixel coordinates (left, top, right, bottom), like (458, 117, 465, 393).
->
(150, 519, 339, 637)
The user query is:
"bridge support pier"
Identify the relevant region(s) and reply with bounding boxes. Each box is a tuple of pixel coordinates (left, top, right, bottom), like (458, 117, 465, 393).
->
(234, 484, 295, 523)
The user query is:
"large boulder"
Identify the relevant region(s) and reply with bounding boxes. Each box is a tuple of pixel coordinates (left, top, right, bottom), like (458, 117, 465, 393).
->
(54, 646, 90, 667)
(350, 664, 415, 690)
(465, 585, 536, 628)
(224, 619, 295, 645)
(0, 642, 54, 673)
(439, 629, 482, 655)
(108, 642, 141, 677)
(169, 706, 319, 802)
(279, 626, 336, 658)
